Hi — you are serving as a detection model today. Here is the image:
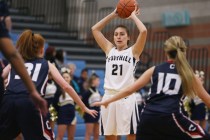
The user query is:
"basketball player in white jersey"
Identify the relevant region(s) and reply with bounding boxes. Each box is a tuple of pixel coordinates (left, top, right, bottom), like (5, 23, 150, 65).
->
(91, 4, 147, 140)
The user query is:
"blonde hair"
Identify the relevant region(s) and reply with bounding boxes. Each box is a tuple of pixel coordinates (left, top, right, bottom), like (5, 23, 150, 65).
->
(16, 29, 45, 60)
(164, 36, 195, 98)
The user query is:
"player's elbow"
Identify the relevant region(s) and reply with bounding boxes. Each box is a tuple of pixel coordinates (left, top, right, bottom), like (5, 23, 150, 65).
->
(141, 28, 147, 36)
(202, 98, 210, 108)
(91, 26, 97, 32)
(203, 96, 210, 108)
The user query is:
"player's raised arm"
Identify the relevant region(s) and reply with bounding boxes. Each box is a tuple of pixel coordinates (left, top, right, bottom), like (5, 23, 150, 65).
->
(129, 5, 147, 59)
(91, 9, 117, 55)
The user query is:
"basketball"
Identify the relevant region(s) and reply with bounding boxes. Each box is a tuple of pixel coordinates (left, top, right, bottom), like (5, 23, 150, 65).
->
(117, 0, 136, 18)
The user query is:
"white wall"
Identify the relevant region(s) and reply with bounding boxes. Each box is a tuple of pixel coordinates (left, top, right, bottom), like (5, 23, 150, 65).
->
(97, 0, 210, 26)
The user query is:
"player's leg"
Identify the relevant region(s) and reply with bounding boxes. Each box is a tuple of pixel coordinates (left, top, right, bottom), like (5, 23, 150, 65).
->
(56, 124, 67, 140)
(16, 95, 54, 140)
(171, 113, 210, 140)
(67, 124, 76, 140)
(0, 94, 21, 139)
(117, 136, 121, 140)
(93, 123, 99, 140)
(85, 123, 94, 140)
(105, 135, 118, 140)
(100, 93, 117, 136)
(126, 134, 136, 140)
(15, 133, 23, 140)
(116, 94, 139, 136)
(200, 120, 207, 130)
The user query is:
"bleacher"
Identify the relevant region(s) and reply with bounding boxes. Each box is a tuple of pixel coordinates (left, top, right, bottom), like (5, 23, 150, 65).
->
(9, 5, 106, 70)
(65, 59, 86, 77)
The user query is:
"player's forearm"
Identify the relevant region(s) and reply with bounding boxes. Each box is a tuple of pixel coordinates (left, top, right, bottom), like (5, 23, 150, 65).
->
(92, 12, 116, 31)
(107, 90, 132, 105)
(64, 86, 87, 110)
(5, 16, 12, 32)
(132, 15, 147, 34)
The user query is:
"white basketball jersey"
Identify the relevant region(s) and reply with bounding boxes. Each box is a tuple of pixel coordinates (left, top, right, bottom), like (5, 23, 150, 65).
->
(104, 47, 136, 91)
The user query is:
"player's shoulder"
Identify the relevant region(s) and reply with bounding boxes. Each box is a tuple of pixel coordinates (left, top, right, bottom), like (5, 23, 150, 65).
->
(155, 62, 177, 75)
(154, 62, 169, 72)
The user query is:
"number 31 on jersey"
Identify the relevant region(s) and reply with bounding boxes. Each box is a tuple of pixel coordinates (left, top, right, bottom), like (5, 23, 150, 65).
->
(15, 63, 42, 82)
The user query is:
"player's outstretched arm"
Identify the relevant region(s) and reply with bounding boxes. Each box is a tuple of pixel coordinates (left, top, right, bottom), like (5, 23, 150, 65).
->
(194, 76, 210, 107)
(93, 66, 154, 108)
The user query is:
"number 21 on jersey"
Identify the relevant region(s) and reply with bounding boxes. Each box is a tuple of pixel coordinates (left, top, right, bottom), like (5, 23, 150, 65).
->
(112, 64, 123, 76)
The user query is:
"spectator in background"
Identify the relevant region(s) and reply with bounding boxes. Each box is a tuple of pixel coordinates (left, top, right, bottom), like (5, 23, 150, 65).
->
(55, 49, 66, 70)
(75, 68, 89, 117)
(68, 63, 80, 96)
(44, 75, 60, 130)
(68, 63, 79, 81)
(82, 73, 101, 140)
(0, 0, 12, 32)
(45, 45, 60, 129)
(56, 67, 77, 140)
(190, 70, 208, 130)
(134, 60, 151, 115)
(45, 46, 56, 65)
(77, 68, 89, 97)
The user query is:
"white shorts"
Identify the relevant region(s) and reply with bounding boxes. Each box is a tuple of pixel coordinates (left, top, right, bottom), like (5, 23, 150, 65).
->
(100, 90, 139, 136)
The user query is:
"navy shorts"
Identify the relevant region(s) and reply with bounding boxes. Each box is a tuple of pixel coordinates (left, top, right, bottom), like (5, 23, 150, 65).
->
(136, 112, 210, 140)
(83, 112, 100, 123)
(84, 106, 100, 123)
(57, 104, 75, 125)
(191, 103, 206, 120)
(0, 94, 55, 140)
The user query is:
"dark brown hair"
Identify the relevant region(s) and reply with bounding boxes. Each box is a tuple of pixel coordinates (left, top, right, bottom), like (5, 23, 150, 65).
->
(114, 25, 130, 45)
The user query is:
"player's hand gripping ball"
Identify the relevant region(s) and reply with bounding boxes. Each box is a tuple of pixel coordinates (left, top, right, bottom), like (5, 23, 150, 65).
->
(116, 0, 136, 18)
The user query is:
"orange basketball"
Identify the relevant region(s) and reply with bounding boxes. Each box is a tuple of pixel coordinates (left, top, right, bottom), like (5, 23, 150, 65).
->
(117, 0, 135, 18)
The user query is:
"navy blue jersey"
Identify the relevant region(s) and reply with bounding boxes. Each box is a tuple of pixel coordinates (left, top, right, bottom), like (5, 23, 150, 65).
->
(144, 62, 183, 114)
(6, 58, 49, 96)
(0, 1, 10, 17)
(0, 18, 9, 38)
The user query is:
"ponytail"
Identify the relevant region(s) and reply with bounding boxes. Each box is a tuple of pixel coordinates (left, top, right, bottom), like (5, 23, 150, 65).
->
(164, 36, 195, 98)
(16, 29, 45, 60)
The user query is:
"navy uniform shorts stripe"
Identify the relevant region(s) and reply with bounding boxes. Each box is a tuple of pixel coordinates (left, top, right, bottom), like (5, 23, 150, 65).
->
(137, 112, 210, 140)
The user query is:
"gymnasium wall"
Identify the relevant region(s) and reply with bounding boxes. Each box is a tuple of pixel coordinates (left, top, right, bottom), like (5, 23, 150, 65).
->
(97, 0, 210, 89)
(9, 0, 210, 89)
(98, 0, 210, 46)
